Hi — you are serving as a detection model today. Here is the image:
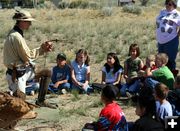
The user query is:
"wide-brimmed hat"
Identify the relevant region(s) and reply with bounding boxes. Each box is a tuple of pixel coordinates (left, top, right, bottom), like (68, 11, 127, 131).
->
(57, 53, 66, 60)
(12, 9, 36, 21)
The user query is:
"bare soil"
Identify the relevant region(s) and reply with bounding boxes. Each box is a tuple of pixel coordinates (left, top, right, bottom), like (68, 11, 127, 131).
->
(13, 93, 138, 131)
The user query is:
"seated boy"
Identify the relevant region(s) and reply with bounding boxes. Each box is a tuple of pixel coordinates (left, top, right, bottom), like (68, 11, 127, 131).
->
(48, 53, 71, 94)
(154, 83, 172, 125)
(145, 53, 174, 90)
(83, 85, 128, 130)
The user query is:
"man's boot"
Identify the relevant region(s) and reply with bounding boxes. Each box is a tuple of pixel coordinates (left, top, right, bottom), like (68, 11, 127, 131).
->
(35, 76, 57, 109)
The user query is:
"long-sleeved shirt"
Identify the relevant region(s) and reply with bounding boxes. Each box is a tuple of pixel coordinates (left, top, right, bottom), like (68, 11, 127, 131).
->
(3, 25, 44, 69)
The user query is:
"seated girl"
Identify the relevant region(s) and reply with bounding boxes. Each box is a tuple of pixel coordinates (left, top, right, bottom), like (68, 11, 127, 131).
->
(92, 52, 123, 92)
(120, 44, 144, 97)
(102, 52, 123, 86)
(71, 49, 93, 94)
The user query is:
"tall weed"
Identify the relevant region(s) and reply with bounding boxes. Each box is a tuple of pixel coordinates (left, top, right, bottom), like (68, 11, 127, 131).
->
(122, 5, 142, 15)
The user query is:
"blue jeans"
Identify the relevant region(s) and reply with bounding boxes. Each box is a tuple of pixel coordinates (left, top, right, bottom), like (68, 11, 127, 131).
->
(72, 81, 93, 94)
(120, 80, 140, 97)
(26, 82, 39, 95)
(48, 82, 71, 93)
(144, 77, 159, 89)
(158, 35, 179, 70)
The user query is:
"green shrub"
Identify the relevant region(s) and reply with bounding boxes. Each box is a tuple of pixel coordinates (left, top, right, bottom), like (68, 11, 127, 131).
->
(79, 0, 89, 9)
(58, 1, 69, 9)
(58, 0, 89, 9)
(140, 0, 149, 6)
(101, 7, 113, 16)
(122, 5, 142, 15)
(89, 2, 99, 9)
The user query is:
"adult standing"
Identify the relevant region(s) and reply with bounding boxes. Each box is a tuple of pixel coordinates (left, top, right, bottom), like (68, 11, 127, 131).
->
(3, 9, 57, 109)
(156, 0, 180, 71)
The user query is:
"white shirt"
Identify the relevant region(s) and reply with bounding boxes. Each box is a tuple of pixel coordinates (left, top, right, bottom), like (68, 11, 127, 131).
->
(156, 9, 180, 44)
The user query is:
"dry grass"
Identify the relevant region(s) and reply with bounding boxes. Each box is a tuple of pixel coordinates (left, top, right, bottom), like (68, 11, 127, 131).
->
(15, 93, 138, 130)
(0, 5, 161, 87)
(0, 0, 180, 130)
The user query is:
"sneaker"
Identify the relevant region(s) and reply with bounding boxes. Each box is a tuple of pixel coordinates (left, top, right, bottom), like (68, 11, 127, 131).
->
(30, 91, 35, 96)
(61, 89, 67, 94)
(10, 91, 13, 96)
(126, 91, 133, 99)
(35, 100, 58, 109)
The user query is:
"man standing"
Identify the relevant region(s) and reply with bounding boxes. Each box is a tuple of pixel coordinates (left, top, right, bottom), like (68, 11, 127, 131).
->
(3, 9, 57, 109)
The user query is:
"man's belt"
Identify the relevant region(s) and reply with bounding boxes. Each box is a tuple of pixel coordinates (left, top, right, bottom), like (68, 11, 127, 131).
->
(6, 66, 27, 78)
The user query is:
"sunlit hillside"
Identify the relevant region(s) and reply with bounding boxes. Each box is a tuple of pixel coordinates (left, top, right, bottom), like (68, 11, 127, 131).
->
(1, 1, 172, 90)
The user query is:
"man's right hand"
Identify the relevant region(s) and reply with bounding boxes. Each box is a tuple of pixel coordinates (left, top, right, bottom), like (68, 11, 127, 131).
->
(41, 41, 53, 52)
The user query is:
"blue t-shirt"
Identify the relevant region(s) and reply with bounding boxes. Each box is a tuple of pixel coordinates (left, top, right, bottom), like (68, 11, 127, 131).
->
(102, 66, 123, 84)
(51, 64, 71, 84)
(156, 101, 172, 120)
(71, 60, 89, 82)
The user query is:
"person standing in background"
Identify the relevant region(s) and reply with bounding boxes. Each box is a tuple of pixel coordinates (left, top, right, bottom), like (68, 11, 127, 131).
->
(156, 0, 180, 72)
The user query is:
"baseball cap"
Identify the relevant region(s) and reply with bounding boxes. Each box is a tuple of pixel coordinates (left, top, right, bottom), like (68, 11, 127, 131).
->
(57, 53, 66, 60)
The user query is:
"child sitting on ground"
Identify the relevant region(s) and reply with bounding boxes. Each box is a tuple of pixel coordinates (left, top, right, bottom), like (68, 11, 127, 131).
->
(92, 52, 123, 92)
(145, 53, 174, 90)
(71, 49, 93, 94)
(167, 75, 180, 116)
(154, 83, 172, 125)
(138, 54, 157, 77)
(129, 86, 164, 131)
(48, 53, 71, 94)
(120, 43, 144, 97)
(101, 52, 123, 86)
(83, 85, 128, 130)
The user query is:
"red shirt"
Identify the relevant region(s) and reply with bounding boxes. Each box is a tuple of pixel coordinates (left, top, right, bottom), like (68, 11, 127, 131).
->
(142, 65, 157, 71)
(97, 102, 127, 130)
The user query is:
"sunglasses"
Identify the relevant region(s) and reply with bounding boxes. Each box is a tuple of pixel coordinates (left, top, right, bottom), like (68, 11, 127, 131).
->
(165, 2, 173, 6)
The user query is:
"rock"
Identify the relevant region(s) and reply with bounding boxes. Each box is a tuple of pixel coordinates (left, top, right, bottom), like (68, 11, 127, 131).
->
(0, 92, 37, 129)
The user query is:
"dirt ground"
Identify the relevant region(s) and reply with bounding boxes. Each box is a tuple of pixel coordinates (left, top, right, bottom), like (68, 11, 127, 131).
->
(0, 61, 138, 131)
(13, 93, 138, 131)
